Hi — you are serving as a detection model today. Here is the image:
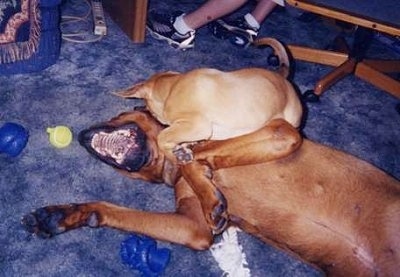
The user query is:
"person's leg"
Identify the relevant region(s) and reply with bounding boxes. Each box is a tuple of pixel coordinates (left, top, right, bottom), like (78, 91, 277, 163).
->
(182, 0, 248, 30)
(146, 0, 249, 49)
(250, 0, 277, 26)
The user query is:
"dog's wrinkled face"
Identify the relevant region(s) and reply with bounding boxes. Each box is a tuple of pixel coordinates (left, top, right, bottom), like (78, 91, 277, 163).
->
(78, 123, 150, 172)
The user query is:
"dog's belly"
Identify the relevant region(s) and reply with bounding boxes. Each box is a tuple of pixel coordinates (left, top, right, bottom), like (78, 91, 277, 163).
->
(210, 123, 261, 140)
(206, 109, 281, 140)
(162, 71, 302, 136)
(211, 140, 400, 273)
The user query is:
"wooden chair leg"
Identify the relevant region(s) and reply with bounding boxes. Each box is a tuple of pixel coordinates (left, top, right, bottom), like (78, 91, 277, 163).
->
(362, 59, 400, 73)
(288, 45, 348, 67)
(355, 62, 400, 99)
(314, 58, 357, 95)
(287, 45, 356, 95)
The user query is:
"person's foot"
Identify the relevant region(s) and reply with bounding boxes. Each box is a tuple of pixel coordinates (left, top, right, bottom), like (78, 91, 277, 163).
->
(208, 17, 259, 47)
(146, 11, 195, 50)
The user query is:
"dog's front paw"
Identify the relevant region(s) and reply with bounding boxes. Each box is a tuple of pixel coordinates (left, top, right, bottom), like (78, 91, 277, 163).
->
(173, 145, 194, 164)
(21, 204, 99, 238)
(22, 207, 69, 238)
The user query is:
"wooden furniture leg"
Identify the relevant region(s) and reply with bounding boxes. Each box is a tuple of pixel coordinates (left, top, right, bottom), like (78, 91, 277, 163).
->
(355, 62, 400, 99)
(132, 0, 148, 43)
(102, 0, 148, 43)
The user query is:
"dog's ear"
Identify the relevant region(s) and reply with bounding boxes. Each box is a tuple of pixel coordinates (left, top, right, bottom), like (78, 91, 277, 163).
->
(113, 82, 148, 99)
(113, 71, 180, 99)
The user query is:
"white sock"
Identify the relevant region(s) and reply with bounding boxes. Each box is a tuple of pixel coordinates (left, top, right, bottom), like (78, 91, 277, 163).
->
(244, 13, 260, 30)
(173, 14, 195, 35)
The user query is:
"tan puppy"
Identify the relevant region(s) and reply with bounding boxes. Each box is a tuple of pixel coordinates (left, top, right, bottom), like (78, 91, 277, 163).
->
(116, 39, 302, 164)
(23, 111, 400, 276)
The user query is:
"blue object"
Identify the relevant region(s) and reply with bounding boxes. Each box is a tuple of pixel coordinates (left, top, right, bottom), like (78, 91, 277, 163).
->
(120, 234, 171, 277)
(0, 122, 29, 157)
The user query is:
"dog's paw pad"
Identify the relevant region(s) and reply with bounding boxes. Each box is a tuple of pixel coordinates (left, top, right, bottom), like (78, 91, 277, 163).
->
(173, 146, 194, 164)
(21, 208, 66, 238)
(21, 213, 39, 233)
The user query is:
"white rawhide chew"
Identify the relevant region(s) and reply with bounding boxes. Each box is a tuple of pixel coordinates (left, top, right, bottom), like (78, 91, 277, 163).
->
(210, 227, 251, 277)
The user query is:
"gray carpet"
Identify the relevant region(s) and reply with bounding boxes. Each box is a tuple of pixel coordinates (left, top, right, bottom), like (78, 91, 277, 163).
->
(1, 0, 399, 276)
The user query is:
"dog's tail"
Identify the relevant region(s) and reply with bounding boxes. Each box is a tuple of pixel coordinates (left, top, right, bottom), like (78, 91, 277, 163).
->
(253, 37, 290, 79)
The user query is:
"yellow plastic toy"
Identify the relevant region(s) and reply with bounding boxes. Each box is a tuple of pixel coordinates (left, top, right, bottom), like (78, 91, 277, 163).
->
(47, 125, 73, 148)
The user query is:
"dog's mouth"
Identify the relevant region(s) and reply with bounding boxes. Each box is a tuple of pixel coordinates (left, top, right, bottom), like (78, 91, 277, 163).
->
(78, 123, 150, 172)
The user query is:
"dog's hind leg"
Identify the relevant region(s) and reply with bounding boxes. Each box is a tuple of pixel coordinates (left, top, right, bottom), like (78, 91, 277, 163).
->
(192, 119, 302, 170)
(21, 178, 214, 250)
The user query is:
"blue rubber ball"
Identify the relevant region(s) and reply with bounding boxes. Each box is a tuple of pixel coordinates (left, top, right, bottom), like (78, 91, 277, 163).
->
(0, 122, 29, 157)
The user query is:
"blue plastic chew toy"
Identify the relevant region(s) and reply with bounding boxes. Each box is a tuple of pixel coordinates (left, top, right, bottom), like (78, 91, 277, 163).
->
(0, 122, 29, 157)
(120, 234, 171, 276)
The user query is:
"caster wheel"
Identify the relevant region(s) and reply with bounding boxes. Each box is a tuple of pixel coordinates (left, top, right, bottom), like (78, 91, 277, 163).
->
(267, 54, 280, 67)
(302, 90, 320, 103)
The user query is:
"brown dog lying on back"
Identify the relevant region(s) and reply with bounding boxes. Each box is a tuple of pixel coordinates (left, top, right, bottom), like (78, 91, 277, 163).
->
(116, 38, 303, 232)
(22, 111, 400, 276)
